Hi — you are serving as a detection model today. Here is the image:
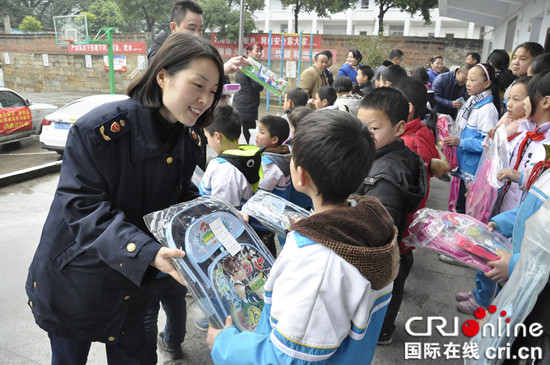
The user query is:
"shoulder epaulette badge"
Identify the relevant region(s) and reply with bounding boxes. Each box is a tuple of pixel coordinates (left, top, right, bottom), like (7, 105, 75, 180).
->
(93, 114, 129, 143)
(187, 127, 202, 147)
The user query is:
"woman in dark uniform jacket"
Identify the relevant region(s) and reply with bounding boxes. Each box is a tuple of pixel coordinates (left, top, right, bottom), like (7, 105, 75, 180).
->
(25, 33, 224, 364)
(232, 42, 264, 143)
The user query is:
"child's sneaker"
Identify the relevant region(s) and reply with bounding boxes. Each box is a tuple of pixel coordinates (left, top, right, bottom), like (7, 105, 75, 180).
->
(195, 317, 209, 332)
(157, 331, 184, 361)
(456, 297, 483, 314)
(455, 290, 474, 302)
(377, 332, 392, 345)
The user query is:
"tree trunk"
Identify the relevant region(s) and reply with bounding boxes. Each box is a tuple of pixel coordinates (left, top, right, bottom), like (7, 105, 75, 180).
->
(378, 2, 385, 36)
(294, 4, 300, 33)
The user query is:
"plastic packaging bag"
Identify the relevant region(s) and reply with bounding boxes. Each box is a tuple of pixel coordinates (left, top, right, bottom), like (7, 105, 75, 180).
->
(466, 126, 509, 223)
(144, 196, 275, 331)
(466, 198, 550, 365)
(191, 166, 204, 188)
(436, 114, 458, 170)
(404, 208, 512, 272)
(240, 57, 289, 96)
(241, 190, 310, 236)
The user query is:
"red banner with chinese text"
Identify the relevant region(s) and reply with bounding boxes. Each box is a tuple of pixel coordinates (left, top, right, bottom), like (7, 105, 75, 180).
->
(67, 42, 146, 54)
(0, 107, 33, 135)
(210, 34, 329, 62)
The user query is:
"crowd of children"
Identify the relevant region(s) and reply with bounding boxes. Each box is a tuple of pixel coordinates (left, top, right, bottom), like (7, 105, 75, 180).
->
(137, 37, 550, 364)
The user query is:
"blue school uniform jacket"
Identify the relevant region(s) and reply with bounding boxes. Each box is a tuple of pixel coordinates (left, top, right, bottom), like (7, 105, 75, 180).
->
(456, 98, 499, 177)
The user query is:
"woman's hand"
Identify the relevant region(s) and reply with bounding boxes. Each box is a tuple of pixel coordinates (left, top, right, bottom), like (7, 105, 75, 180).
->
(497, 168, 521, 183)
(207, 316, 233, 350)
(487, 221, 498, 232)
(224, 56, 250, 75)
(443, 136, 460, 147)
(150, 247, 186, 285)
(484, 250, 512, 284)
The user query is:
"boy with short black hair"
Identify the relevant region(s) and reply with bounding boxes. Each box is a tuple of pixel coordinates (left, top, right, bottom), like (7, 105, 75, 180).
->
(380, 65, 408, 87)
(207, 109, 399, 364)
(314, 85, 338, 110)
(333, 75, 362, 116)
(256, 115, 291, 199)
(283, 87, 309, 113)
(356, 87, 427, 346)
(356, 65, 374, 96)
(200, 104, 263, 208)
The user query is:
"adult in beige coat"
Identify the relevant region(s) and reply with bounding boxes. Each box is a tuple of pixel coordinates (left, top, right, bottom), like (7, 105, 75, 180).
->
(299, 52, 330, 100)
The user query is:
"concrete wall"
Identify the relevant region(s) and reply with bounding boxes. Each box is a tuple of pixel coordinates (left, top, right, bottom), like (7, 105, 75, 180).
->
(0, 32, 482, 94)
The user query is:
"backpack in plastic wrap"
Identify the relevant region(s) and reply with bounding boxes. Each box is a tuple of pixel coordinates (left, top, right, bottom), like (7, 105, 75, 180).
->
(404, 208, 512, 272)
(144, 196, 275, 331)
(241, 190, 310, 236)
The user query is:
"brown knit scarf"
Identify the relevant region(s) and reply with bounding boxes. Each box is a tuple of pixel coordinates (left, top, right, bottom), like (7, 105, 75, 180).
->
(290, 195, 400, 290)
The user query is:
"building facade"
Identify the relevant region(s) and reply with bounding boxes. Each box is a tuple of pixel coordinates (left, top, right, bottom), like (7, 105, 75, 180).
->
(440, 0, 550, 56)
(253, 0, 485, 39)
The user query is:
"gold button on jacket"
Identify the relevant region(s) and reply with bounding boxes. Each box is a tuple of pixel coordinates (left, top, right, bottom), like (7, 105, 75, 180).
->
(126, 243, 136, 252)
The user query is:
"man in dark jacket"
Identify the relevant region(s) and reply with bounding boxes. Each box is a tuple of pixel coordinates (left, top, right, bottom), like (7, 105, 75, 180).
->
(431, 63, 473, 119)
(148, 0, 248, 77)
(356, 88, 428, 346)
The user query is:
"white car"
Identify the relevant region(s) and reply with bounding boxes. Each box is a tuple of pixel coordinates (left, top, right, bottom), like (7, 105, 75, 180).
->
(0, 87, 58, 146)
(40, 94, 129, 155)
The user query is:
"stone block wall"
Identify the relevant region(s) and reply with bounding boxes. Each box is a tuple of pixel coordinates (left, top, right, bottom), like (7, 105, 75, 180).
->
(0, 32, 482, 94)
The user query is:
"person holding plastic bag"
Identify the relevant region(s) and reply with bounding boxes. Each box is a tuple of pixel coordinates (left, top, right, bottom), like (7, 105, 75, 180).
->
(457, 70, 550, 315)
(443, 63, 500, 213)
(467, 150, 550, 364)
(24, 33, 225, 364)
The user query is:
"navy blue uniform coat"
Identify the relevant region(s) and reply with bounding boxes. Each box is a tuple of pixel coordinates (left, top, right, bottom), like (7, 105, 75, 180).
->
(26, 97, 201, 344)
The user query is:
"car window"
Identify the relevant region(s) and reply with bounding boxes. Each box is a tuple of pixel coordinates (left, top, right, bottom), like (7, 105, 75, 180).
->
(0, 91, 26, 108)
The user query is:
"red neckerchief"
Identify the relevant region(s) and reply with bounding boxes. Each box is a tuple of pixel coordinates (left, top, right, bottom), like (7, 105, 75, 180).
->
(508, 132, 521, 142)
(523, 159, 550, 200)
(512, 130, 546, 170)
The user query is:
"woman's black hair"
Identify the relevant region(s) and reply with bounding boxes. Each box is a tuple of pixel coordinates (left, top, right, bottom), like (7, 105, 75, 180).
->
(348, 49, 362, 63)
(487, 49, 515, 93)
(526, 69, 550, 118)
(430, 55, 443, 64)
(127, 33, 224, 129)
(530, 53, 550, 75)
(514, 42, 544, 59)
(411, 67, 429, 84)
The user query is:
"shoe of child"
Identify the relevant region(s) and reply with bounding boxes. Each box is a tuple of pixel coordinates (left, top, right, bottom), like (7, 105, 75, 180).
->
(157, 331, 184, 361)
(456, 297, 483, 314)
(195, 317, 209, 332)
(377, 332, 393, 346)
(455, 290, 474, 302)
(437, 173, 451, 182)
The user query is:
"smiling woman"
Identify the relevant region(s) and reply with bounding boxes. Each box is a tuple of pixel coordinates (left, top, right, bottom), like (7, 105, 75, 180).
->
(25, 33, 225, 365)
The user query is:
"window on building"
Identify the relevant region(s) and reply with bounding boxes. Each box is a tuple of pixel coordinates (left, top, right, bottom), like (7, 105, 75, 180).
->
(445, 33, 454, 38)
(360, 0, 369, 9)
(360, 31, 367, 36)
(505, 16, 517, 52)
(428, 32, 435, 37)
(389, 25, 404, 36)
(281, 24, 288, 33)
